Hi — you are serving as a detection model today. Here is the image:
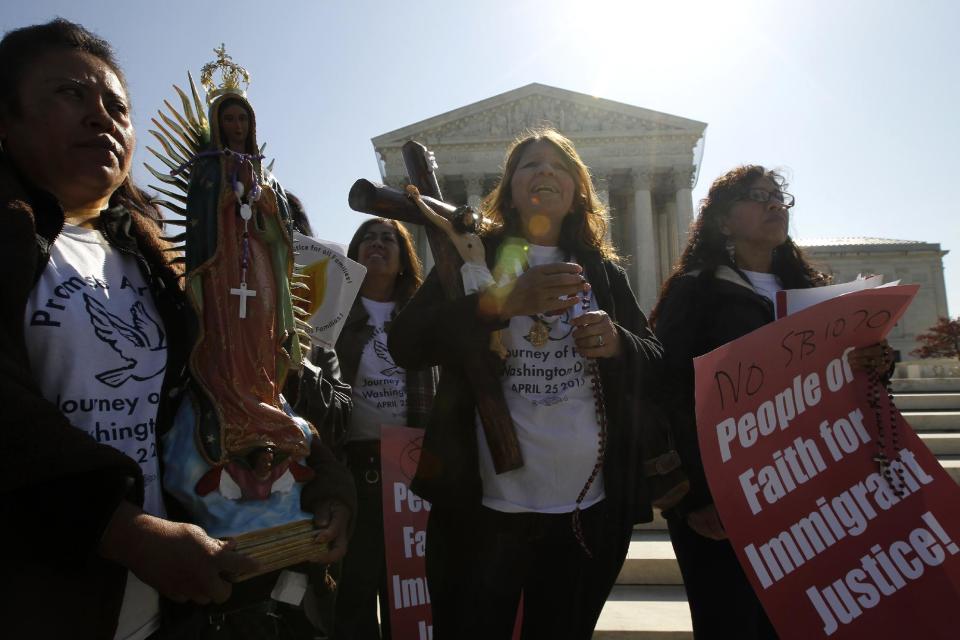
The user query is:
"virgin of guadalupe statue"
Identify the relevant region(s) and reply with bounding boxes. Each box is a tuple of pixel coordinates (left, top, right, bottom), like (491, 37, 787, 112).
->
(146, 46, 318, 545)
(185, 79, 306, 459)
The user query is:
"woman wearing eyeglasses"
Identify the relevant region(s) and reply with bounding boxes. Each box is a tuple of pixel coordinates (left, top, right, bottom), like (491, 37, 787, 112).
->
(649, 165, 891, 638)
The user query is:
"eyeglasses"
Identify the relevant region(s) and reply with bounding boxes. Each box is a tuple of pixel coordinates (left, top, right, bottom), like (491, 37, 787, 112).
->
(360, 231, 398, 244)
(739, 188, 795, 208)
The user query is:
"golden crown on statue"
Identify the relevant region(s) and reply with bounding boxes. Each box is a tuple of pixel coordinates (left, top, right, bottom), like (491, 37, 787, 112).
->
(200, 43, 250, 103)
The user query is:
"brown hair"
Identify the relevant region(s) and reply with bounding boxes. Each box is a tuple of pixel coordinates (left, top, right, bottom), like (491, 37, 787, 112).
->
(347, 218, 423, 304)
(285, 191, 313, 237)
(481, 128, 618, 262)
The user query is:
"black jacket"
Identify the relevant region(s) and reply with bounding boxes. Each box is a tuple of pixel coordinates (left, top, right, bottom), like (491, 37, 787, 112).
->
(1, 159, 356, 637)
(654, 266, 787, 516)
(0, 163, 192, 638)
(388, 240, 664, 525)
(283, 346, 353, 453)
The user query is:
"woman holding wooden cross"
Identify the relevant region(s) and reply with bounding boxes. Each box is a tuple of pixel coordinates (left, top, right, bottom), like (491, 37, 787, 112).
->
(391, 128, 664, 638)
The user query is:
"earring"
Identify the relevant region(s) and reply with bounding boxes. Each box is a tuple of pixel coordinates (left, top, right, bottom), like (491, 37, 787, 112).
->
(725, 238, 737, 265)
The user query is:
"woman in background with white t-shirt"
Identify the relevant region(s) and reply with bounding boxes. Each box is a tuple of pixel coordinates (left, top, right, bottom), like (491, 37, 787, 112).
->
(333, 217, 438, 639)
(388, 128, 665, 638)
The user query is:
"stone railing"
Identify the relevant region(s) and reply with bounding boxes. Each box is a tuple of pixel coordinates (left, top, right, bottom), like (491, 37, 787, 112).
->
(894, 358, 960, 379)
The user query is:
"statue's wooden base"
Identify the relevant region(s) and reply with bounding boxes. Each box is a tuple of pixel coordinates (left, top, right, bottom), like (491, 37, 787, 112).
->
(227, 518, 328, 581)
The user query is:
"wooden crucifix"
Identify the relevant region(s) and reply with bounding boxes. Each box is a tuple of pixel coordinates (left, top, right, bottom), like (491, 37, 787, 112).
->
(348, 140, 523, 473)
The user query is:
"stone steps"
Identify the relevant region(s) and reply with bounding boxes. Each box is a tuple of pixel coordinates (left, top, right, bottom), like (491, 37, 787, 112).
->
(919, 432, 960, 455)
(941, 455, 960, 481)
(901, 411, 960, 431)
(891, 378, 960, 393)
(594, 384, 960, 639)
(617, 531, 680, 585)
(895, 392, 960, 411)
(594, 586, 692, 639)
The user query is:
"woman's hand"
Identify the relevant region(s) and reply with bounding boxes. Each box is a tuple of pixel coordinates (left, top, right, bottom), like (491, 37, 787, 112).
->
(310, 499, 350, 564)
(847, 339, 894, 377)
(100, 501, 260, 604)
(686, 504, 727, 541)
(407, 185, 486, 265)
(490, 263, 587, 321)
(571, 311, 622, 359)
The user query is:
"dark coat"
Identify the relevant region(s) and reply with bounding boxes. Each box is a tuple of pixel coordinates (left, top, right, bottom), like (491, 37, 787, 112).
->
(0, 162, 191, 638)
(653, 265, 786, 515)
(0, 158, 357, 637)
(387, 240, 664, 526)
(283, 345, 353, 453)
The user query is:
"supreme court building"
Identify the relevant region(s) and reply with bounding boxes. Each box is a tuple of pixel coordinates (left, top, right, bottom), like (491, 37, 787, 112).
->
(371, 83, 949, 356)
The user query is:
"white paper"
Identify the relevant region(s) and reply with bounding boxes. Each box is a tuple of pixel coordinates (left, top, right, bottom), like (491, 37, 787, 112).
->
(776, 274, 886, 318)
(293, 232, 366, 348)
(270, 570, 308, 605)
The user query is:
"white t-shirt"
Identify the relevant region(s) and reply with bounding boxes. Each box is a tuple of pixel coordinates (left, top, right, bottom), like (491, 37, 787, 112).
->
(24, 223, 166, 640)
(476, 244, 606, 513)
(741, 269, 784, 304)
(347, 297, 407, 441)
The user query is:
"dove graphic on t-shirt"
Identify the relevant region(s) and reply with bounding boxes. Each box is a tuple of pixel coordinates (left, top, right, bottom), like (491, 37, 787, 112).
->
(83, 293, 166, 388)
(373, 338, 404, 378)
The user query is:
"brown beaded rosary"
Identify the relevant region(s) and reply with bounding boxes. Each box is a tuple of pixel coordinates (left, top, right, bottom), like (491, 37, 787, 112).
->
(867, 359, 907, 497)
(571, 284, 608, 558)
(489, 250, 607, 557)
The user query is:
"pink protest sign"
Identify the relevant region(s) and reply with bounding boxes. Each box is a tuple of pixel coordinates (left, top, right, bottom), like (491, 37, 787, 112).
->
(380, 425, 523, 639)
(381, 425, 433, 639)
(694, 285, 960, 638)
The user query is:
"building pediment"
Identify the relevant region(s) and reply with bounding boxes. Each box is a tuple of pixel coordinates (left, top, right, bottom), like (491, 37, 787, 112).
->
(799, 237, 946, 255)
(373, 83, 706, 148)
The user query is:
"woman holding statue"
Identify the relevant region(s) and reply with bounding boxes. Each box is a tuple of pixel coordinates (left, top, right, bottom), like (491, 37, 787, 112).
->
(650, 165, 893, 638)
(0, 19, 264, 638)
(389, 128, 664, 638)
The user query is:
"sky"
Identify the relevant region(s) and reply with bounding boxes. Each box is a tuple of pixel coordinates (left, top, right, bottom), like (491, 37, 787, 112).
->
(5, 0, 959, 316)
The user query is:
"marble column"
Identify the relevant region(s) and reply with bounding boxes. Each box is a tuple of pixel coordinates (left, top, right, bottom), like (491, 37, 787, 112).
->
(593, 173, 613, 246)
(658, 201, 674, 283)
(632, 169, 659, 314)
(383, 176, 405, 191)
(464, 173, 484, 208)
(673, 167, 695, 258)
